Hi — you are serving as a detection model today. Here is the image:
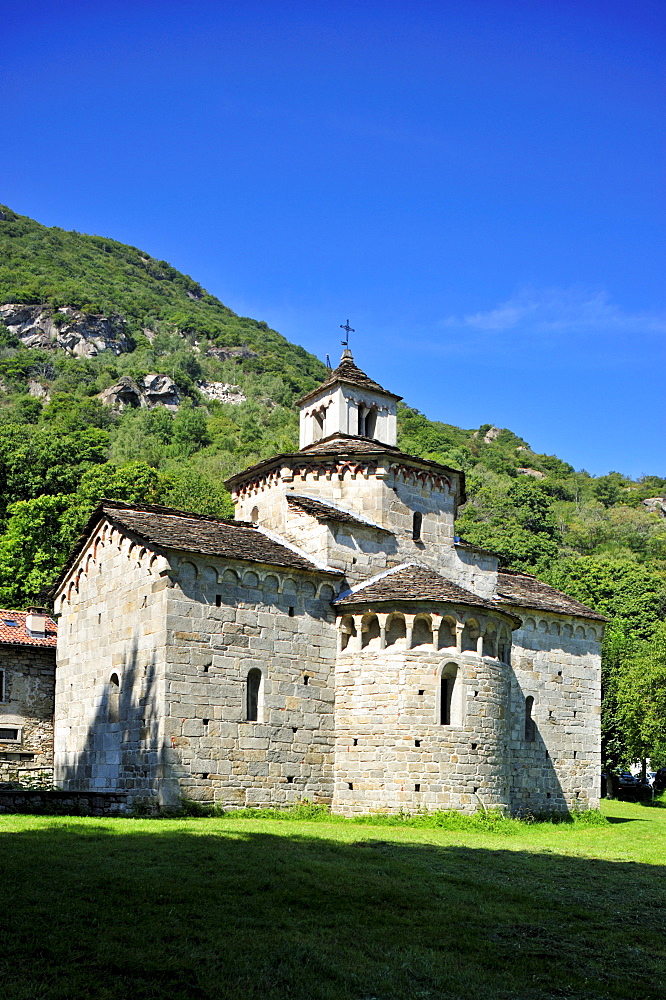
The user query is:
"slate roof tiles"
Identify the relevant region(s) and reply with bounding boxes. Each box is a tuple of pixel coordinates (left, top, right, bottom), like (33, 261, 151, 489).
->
(286, 494, 391, 531)
(495, 570, 606, 621)
(334, 563, 499, 612)
(56, 501, 340, 591)
(296, 351, 401, 404)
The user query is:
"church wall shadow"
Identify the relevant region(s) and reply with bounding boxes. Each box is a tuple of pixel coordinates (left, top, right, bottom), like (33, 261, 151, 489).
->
(61, 639, 165, 803)
(1, 823, 664, 1000)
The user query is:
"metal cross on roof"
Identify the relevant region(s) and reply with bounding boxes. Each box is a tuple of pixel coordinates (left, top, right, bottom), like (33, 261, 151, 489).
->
(340, 319, 355, 347)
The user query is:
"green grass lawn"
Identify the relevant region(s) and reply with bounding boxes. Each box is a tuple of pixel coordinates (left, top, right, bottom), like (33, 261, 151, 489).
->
(2, 800, 665, 1000)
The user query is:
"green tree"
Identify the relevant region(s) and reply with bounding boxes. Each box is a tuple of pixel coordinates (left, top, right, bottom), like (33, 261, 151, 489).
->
(616, 623, 666, 777)
(599, 625, 632, 794)
(160, 468, 234, 517)
(542, 555, 666, 638)
(0, 495, 79, 607)
(0, 423, 109, 521)
(456, 478, 560, 571)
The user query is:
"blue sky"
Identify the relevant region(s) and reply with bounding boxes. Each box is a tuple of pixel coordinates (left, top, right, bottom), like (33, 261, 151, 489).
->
(3, 0, 664, 477)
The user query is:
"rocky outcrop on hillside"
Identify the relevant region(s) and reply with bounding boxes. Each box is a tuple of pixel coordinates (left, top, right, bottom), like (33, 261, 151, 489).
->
(517, 467, 546, 479)
(204, 345, 258, 361)
(0, 304, 131, 357)
(642, 497, 666, 518)
(97, 374, 180, 411)
(196, 380, 246, 404)
(27, 379, 50, 401)
(472, 425, 503, 444)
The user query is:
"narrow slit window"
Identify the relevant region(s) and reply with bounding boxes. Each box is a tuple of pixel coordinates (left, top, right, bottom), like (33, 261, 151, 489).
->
(412, 511, 422, 541)
(108, 673, 120, 724)
(440, 664, 460, 725)
(525, 696, 536, 742)
(246, 668, 262, 722)
(440, 676, 452, 725)
(0, 669, 5, 702)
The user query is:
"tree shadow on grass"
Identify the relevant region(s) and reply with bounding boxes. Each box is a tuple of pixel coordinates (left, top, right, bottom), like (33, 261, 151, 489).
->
(605, 816, 643, 824)
(1, 824, 664, 1000)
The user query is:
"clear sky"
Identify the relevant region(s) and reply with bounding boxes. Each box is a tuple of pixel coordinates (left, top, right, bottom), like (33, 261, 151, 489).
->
(3, 0, 664, 477)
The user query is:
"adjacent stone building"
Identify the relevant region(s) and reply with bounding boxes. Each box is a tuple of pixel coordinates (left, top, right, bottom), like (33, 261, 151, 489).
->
(53, 351, 604, 814)
(0, 610, 57, 783)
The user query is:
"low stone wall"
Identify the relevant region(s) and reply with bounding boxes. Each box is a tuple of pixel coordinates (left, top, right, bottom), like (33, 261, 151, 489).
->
(0, 789, 128, 816)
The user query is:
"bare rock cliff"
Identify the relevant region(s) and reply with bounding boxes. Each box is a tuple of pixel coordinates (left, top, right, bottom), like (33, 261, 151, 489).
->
(97, 375, 180, 411)
(0, 304, 131, 357)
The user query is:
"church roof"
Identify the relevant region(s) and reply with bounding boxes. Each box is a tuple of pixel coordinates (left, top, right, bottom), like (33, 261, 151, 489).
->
(333, 563, 505, 614)
(296, 350, 402, 406)
(0, 609, 57, 649)
(55, 502, 341, 591)
(299, 433, 401, 455)
(286, 494, 391, 531)
(495, 570, 606, 621)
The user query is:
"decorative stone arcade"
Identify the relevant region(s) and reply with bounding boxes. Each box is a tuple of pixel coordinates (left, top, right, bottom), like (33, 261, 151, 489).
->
(332, 590, 519, 815)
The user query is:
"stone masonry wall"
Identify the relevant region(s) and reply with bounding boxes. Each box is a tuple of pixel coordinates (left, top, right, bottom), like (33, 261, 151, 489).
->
(334, 644, 512, 815)
(0, 645, 55, 781)
(507, 610, 602, 813)
(160, 555, 339, 808)
(234, 463, 464, 586)
(54, 520, 170, 804)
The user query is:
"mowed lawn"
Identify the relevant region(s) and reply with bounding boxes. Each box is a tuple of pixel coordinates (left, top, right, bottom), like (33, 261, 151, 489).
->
(2, 801, 665, 1000)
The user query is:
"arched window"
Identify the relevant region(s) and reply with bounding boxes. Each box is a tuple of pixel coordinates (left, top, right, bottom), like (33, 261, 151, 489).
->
(247, 668, 263, 722)
(482, 627, 496, 658)
(361, 614, 381, 649)
(440, 663, 461, 726)
(525, 696, 536, 741)
(313, 408, 325, 441)
(385, 614, 406, 648)
(340, 616, 356, 651)
(461, 619, 479, 652)
(411, 616, 433, 648)
(358, 404, 377, 439)
(438, 617, 456, 649)
(250, 506, 259, 524)
(108, 673, 120, 724)
(412, 511, 422, 541)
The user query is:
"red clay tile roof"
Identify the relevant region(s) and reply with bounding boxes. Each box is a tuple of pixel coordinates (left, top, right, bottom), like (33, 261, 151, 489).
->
(334, 564, 511, 617)
(55, 502, 341, 593)
(0, 610, 57, 648)
(495, 570, 606, 621)
(296, 351, 401, 405)
(286, 494, 392, 531)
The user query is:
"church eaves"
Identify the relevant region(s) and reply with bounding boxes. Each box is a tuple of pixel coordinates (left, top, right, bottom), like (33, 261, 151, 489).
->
(225, 440, 465, 502)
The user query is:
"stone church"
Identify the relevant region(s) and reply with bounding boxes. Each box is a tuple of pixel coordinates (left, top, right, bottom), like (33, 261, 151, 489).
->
(53, 351, 604, 814)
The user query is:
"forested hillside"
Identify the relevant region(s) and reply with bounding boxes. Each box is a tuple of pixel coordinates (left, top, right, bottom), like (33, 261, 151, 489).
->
(1, 205, 665, 769)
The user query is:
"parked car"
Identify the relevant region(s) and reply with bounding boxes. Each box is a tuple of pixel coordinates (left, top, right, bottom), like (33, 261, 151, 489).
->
(653, 768, 666, 793)
(601, 771, 654, 800)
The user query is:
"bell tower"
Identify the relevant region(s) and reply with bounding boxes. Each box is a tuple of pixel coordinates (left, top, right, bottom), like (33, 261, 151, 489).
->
(297, 349, 401, 449)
